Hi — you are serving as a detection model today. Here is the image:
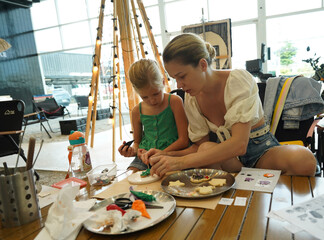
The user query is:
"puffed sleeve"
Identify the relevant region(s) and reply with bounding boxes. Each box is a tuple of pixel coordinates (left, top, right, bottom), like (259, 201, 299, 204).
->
(224, 69, 263, 129)
(184, 93, 210, 142)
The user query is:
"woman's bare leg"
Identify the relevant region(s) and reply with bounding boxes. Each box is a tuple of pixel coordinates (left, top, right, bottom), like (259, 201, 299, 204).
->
(255, 145, 317, 176)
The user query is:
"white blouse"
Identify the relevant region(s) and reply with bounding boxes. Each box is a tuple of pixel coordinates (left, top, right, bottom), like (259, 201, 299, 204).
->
(184, 69, 264, 143)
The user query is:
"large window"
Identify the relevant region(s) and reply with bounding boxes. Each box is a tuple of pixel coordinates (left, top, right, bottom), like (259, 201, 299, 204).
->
(267, 11, 324, 77)
(30, 0, 324, 100)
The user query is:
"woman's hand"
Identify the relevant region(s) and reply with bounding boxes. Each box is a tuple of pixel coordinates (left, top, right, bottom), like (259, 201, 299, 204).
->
(118, 141, 136, 157)
(141, 148, 163, 165)
(149, 155, 183, 177)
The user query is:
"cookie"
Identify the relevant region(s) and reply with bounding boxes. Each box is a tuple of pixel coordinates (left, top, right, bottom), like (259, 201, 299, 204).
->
(140, 168, 151, 178)
(169, 180, 185, 187)
(190, 172, 210, 183)
(209, 178, 226, 187)
(195, 186, 215, 195)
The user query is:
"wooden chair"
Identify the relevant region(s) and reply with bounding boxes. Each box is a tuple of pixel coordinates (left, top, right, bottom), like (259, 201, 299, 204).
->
(0, 100, 39, 180)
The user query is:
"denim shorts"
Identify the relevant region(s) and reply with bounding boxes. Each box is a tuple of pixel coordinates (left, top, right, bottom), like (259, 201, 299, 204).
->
(128, 156, 148, 170)
(239, 124, 280, 168)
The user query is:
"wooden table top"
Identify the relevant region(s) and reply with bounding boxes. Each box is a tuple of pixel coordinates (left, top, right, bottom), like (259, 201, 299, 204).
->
(1, 170, 324, 240)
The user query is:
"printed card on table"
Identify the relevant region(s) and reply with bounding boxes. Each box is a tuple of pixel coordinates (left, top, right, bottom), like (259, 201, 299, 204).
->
(234, 167, 281, 193)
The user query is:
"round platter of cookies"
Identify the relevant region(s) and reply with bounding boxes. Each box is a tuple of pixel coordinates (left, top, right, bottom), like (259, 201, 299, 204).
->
(161, 169, 235, 198)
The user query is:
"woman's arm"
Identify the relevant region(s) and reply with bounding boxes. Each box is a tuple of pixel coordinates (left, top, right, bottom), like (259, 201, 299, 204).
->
(162, 94, 189, 152)
(150, 122, 251, 176)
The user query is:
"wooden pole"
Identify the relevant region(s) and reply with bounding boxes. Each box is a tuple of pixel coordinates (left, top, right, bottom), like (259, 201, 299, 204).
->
(85, 0, 106, 145)
(130, 0, 145, 59)
(111, 0, 118, 162)
(116, 0, 139, 122)
(136, 0, 171, 93)
(115, 35, 123, 140)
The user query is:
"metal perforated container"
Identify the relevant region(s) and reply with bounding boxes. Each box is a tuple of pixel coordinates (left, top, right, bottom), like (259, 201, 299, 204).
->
(0, 167, 41, 227)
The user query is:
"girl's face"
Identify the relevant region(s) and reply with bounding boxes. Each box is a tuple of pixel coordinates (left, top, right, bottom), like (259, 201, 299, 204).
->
(165, 59, 206, 96)
(137, 84, 164, 107)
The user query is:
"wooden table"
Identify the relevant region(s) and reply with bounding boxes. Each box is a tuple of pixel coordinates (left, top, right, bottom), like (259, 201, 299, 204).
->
(1, 170, 324, 240)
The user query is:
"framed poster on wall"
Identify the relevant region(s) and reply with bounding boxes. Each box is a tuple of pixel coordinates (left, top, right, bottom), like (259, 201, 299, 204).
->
(182, 19, 232, 69)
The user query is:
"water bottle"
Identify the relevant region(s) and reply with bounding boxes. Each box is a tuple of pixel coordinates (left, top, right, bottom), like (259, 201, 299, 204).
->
(68, 130, 92, 178)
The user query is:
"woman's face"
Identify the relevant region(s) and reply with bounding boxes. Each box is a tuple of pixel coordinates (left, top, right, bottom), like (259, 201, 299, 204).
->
(137, 84, 164, 107)
(165, 59, 206, 96)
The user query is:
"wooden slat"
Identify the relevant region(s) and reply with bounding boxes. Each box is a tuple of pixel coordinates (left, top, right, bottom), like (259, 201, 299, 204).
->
(212, 190, 252, 239)
(263, 175, 293, 240)
(187, 188, 235, 240)
(135, 207, 185, 240)
(161, 207, 203, 239)
(292, 176, 313, 202)
(240, 192, 272, 239)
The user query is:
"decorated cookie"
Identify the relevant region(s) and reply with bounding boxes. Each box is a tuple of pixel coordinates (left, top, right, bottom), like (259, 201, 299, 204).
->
(209, 178, 226, 187)
(140, 168, 151, 178)
(169, 180, 185, 187)
(195, 186, 215, 195)
(190, 172, 210, 183)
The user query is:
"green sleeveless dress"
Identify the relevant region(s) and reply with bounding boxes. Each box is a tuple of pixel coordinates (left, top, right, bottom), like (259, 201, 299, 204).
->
(139, 94, 178, 150)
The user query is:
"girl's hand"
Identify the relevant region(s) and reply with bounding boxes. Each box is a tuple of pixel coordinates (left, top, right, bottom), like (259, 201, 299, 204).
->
(141, 148, 163, 165)
(149, 155, 182, 177)
(137, 148, 147, 160)
(118, 141, 136, 157)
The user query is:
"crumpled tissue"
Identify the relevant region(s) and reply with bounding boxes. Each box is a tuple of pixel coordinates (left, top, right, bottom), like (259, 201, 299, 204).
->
(35, 183, 96, 240)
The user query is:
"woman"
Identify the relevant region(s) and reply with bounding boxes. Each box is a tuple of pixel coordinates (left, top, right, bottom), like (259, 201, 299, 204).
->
(142, 33, 317, 177)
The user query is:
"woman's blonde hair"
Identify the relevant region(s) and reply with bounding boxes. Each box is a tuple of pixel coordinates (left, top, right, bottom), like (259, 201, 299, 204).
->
(163, 33, 216, 67)
(128, 59, 164, 92)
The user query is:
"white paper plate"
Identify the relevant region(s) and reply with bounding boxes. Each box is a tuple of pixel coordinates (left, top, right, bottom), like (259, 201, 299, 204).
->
(83, 191, 176, 235)
(127, 171, 160, 185)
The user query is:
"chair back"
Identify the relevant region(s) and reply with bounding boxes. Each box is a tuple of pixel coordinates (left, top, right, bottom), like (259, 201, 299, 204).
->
(258, 80, 319, 147)
(32, 95, 64, 118)
(74, 95, 89, 108)
(0, 100, 25, 156)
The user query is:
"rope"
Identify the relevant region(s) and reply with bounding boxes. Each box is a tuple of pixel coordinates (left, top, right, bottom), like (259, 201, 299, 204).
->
(41, 106, 62, 115)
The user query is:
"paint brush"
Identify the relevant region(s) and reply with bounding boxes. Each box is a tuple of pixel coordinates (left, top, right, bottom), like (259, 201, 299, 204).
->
(26, 137, 36, 170)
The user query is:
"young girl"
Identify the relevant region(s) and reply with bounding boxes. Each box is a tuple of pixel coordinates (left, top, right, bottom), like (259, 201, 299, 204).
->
(143, 33, 317, 177)
(118, 59, 189, 172)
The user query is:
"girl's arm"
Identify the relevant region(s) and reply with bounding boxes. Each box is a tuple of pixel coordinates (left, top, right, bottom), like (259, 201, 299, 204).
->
(162, 94, 189, 152)
(118, 105, 141, 157)
(131, 105, 142, 154)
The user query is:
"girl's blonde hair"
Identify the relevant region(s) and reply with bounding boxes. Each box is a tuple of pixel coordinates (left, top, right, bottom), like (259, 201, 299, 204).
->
(163, 33, 216, 67)
(128, 59, 164, 92)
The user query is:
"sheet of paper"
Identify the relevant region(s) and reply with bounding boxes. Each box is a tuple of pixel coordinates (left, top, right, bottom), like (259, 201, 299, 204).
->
(234, 197, 247, 206)
(218, 198, 233, 205)
(269, 194, 324, 239)
(234, 167, 281, 193)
